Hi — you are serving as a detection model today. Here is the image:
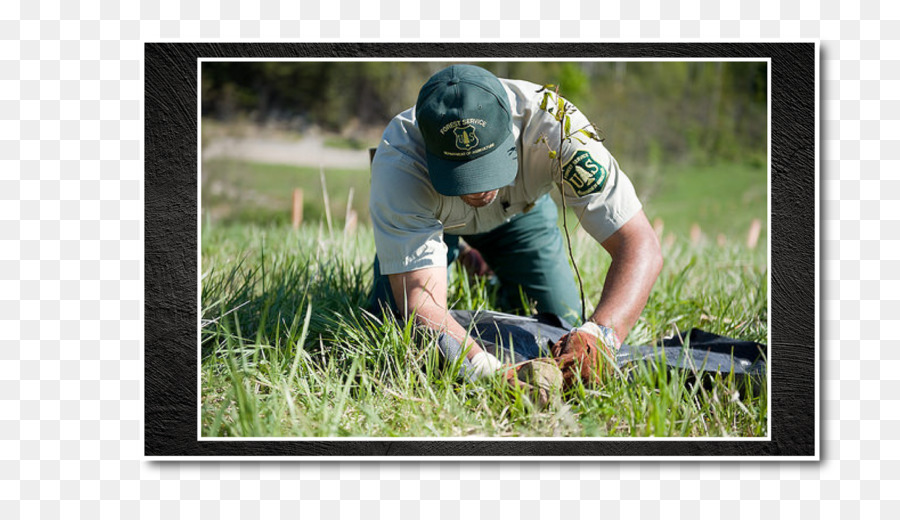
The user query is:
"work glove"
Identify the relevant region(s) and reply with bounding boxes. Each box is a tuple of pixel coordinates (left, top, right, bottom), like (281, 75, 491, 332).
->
(465, 347, 564, 409)
(464, 350, 505, 381)
(550, 321, 619, 389)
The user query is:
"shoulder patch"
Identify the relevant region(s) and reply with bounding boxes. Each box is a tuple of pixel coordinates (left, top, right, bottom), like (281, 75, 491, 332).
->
(561, 150, 608, 196)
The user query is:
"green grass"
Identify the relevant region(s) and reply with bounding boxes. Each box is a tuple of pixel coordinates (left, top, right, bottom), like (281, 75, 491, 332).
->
(202, 157, 767, 248)
(202, 159, 371, 227)
(200, 155, 768, 437)
(200, 223, 767, 438)
(642, 161, 768, 244)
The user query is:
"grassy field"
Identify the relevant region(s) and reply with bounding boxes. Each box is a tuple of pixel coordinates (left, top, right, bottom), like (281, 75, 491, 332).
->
(200, 150, 768, 438)
(202, 159, 372, 228)
(642, 161, 768, 245)
(201, 157, 767, 245)
(200, 220, 767, 437)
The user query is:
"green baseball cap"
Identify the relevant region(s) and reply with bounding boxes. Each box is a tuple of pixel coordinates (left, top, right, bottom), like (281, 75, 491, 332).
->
(415, 64, 518, 196)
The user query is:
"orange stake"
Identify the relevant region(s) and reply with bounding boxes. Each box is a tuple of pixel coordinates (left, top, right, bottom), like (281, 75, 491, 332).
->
(292, 188, 303, 229)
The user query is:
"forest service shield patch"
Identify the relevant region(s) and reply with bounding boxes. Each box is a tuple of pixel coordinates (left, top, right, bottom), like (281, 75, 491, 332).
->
(561, 150, 608, 197)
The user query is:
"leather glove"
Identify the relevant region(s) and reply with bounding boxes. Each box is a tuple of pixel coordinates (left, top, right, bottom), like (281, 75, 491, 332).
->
(550, 321, 619, 389)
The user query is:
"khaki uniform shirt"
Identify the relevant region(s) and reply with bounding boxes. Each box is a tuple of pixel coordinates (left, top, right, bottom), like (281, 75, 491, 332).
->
(370, 78, 643, 275)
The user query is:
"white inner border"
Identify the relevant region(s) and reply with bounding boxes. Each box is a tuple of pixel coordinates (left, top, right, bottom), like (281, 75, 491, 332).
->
(176, 51, 819, 460)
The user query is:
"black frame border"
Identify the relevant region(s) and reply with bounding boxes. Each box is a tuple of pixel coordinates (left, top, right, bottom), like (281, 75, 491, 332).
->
(145, 43, 816, 458)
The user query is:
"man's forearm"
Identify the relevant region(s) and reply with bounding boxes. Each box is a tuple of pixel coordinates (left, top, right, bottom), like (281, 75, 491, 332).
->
(590, 211, 663, 345)
(409, 302, 485, 360)
(588, 248, 661, 345)
(401, 298, 502, 379)
(388, 267, 484, 360)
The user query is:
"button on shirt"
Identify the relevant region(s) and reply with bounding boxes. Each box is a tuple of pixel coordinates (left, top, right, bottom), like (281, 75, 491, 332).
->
(369, 78, 643, 276)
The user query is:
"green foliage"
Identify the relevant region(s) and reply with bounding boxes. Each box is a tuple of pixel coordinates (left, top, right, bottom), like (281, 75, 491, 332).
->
(202, 61, 438, 133)
(557, 63, 589, 104)
(533, 85, 608, 323)
(200, 222, 767, 438)
(202, 61, 767, 166)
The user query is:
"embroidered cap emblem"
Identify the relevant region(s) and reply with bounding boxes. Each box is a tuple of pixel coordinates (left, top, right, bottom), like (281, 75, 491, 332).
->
(453, 125, 478, 151)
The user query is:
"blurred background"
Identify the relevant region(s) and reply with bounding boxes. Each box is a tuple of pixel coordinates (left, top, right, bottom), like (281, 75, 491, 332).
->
(200, 60, 767, 247)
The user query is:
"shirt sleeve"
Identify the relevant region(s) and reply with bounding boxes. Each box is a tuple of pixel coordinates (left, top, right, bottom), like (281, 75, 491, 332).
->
(560, 139, 643, 244)
(531, 91, 643, 244)
(369, 146, 448, 275)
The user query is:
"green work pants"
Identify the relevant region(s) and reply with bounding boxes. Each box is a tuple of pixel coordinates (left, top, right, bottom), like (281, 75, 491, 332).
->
(368, 194, 583, 323)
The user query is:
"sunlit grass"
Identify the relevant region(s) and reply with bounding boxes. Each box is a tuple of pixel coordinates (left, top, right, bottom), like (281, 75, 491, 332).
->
(200, 223, 767, 438)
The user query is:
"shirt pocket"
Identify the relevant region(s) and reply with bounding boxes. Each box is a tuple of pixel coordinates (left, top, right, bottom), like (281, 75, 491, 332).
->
(436, 198, 473, 234)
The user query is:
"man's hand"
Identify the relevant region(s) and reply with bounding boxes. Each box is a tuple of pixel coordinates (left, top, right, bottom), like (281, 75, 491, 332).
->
(458, 242, 494, 277)
(465, 350, 505, 380)
(550, 321, 618, 389)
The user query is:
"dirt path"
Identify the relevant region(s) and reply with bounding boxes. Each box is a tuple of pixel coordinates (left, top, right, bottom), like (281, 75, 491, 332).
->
(203, 134, 373, 170)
